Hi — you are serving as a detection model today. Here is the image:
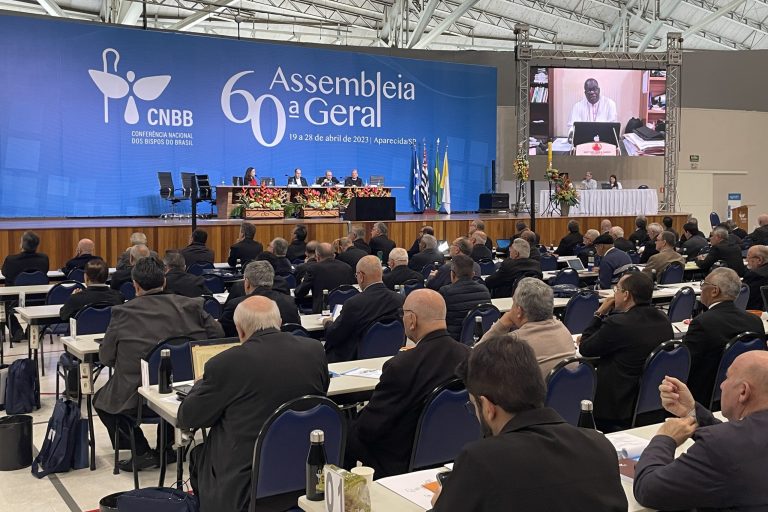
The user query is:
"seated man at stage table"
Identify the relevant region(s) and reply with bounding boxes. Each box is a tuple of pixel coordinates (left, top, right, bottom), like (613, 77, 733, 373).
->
(578, 272, 673, 431)
(427, 237, 481, 291)
(323, 255, 404, 362)
(62, 238, 99, 275)
(431, 336, 627, 512)
(180, 228, 214, 268)
(485, 239, 542, 298)
(408, 234, 445, 272)
(682, 267, 765, 405)
(110, 244, 150, 291)
(641, 231, 685, 281)
(316, 169, 339, 186)
(344, 168, 363, 187)
(163, 252, 211, 298)
(581, 171, 598, 190)
(566, 78, 619, 136)
(287, 167, 308, 187)
(382, 248, 423, 291)
(468, 219, 494, 250)
(60, 258, 123, 321)
(294, 242, 356, 313)
(368, 222, 396, 262)
(286, 224, 307, 262)
(179, 296, 329, 512)
(469, 231, 493, 261)
(633, 354, 768, 511)
(744, 245, 768, 310)
(1, 230, 49, 286)
(94, 256, 224, 471)
(440, 254, 492, 340)
(638, 222, 663, 263)
(696, 226, 747, 276)
(593, 233, 632, 289)
(345, 289, 469, 477)
(227, 221, 263, 268)
(609, 226, 635, 253)
(553, 220, 582, 256)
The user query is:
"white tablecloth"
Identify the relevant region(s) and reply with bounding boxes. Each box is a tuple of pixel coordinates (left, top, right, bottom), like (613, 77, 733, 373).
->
(538, 189, 658, 216)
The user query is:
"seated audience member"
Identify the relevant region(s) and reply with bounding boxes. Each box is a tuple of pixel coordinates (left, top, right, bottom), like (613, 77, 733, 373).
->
(593, 233, 632, 289)
(641, 231, 686, 281)
(408, 234, 446, 271)
(554, 220, 582, 256)
(220, 261, 300, 337)
(520, 230, 541, 262)
(266, 237, 293, 274)
(678, 221, 707, 258)
(485, 239, 542, 298)
(468, 219, 494, 250)
(575, 229, 600, 267)
(62, 238, 99, 275)
(469, 231, 494, 262)
(323, 256, 404, 362)
(60, 258, 123, 321)
(600, 218, 612, 234)
(336, 237, 367, 270)
(431, 337, 627, 511)
(116, 232, 157, 270)
(346, 289, 469, 477)
(294, 240, 318, 282)
(94, 257, 224, 471)
(628, 215, 650, 246)
(369, 222, 396, 262)
(479, 277, 575, 377)
(609, 226, 635, 253)
(725, 219, 748, 242)
(639, 223, 663, 264)
(747, 213, 768, 246)
(163, 252, 211, 297)
(179, 296, 329, 512)
(439, 254, 492, 340)
(579, 272, 673, 431)
(696, 226, 747, 276)
(348, 226, 371, 254)
(427, 237, 480, 291)
(744, 245, 768, 310)
(110, 244, 150, 291)
(294, 243, 355, 313)
(344, 168, 363, 187)
(683, 267, 766, 405)
(662, 215, 678, 242)
(226, 222, 263, 268)
(382, 248, 423, 291)
(181, 229, 215, 268)
(510, 221, 528, 242)
(1, 230, 49, 286)
(407, 225, 434, 258)
(286, 224, 307, 262)
(634, 358, 768, 511)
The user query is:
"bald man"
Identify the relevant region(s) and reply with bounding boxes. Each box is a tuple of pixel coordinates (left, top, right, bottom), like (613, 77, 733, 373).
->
(62, 238, 99, 275)
(323, 255, 405, 362)
(345, 289, 469, 477)
(747, 214, 768, 246)
(744, 245, 768, 310)
(634, 352, 768, 511)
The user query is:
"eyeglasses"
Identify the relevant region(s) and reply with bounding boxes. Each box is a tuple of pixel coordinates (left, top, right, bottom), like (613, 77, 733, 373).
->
(612, 285, 626, 294)
(464, 400, 476, 416)
(699, 280, 716, 289)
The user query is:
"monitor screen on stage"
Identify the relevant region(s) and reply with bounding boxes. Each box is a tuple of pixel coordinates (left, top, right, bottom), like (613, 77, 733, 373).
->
(528, 68, 666, 157)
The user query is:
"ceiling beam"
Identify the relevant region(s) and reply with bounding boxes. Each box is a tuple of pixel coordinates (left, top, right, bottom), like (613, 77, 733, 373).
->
(411, 0, 480, 48)
(36, 0, 66, 17)
(408, 0, 438, 48)
(119, 0, 143, 24)
(169, 0, 240, 31)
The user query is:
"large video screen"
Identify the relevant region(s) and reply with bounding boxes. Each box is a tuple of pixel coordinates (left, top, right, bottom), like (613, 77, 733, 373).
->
(529, 68, 666, 157)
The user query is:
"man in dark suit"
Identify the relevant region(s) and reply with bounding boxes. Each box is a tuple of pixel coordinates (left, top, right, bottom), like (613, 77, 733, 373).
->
(294, 240, 318, 282)
(62, 238, 99, 275)
(294, 243, 356, 313)
(407, 226, 434, 259)
(594, 234, 632, 289)
(287, 168, 308, 187)
(285, 224, 307, 262)
(369, 222, 396, 262)
(662, 215, 678, 242)
(110, 244, 150, 291)
(520, 230, 541, 262)
(678, 221, 708, 259)
(344, 168, 363, 187)
(485, 239, 541, 298)
(408, 234, 445, 272)
(323, 256, 404, 362)
(575, 229, 600, 267)
(639, 223, 663, 264)
(382, 248, 423, 290)
(1, 230, 49, 285)
(316, 170, 339, 186)
(265, 237, 293, 274)
(180, 229, 215, 268)
(469, 231, 493, 262)
(348, 226, 371, 254)
(744, 245, 768, 310)
(346, 289, 469, 476)
(610, 226, 635, 253)
(179, 296, 328, 512)
(427, 237, 481, 291)
(747, 214, 768, 245)
(220, 261, 300, 336)
(554, 220, 582, 256)
(635, 360, 768, 511)
(431, 337, 627, 512)
(60, 258, 123, 321)
(440, 254, 492, 340)
(116, 232, 157, 270)
(579, 272, 674, 431)
(336, 237, 367, 269)
(163, 252, 211, 298)
(696, 226, 747, 276)
(628, 215, 650, 246)
(683, 267, 765, 405)
(468, 219, 494, 251)
(226, 222, 263, 268)
(94, 257, 224, 471)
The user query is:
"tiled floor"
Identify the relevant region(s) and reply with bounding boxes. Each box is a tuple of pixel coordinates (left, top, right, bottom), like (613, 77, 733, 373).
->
(0, 335, 190, 512)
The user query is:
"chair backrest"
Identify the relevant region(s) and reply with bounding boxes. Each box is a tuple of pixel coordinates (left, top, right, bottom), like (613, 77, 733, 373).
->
(762, 285, 768, 311)
(459, 304, 500, 346)
(409, 379, 481, 471)
(280, 323, 311, 338)
(180, 172, 196, 199)
(734, 283, 750, 311)
(477, 259, 496, 276)
(202, 295, 223, 320)
(278, 272, 297, 290)
(145, 336, 195, 385)
(420, 262, 440, 279)
(187, 262, 214, 275)
(261, 177, 275, 186)
(628, 251, 641, 264)
(157, 171, 175, 199)
(359, 320, 405, 358)
(552, 268, 580, 287)
(46, 280, 85, 305)
(632, 341, 691, 426)
(195, 174, 213, 200)
(402, 278, 424, 297)
(540, 254, 557, 271)
(67, 268, 85, 283)
(327, 285, 359, 308)
(638, 184, 649, 189)
(545, 357, 597, 426)
(203, 274, 225, 294)
(369, 175, 385, 186)
(667, 286, 696, 323)
(73, 302, 114, 335)
(710, 332, 767, 409)
(562, 292, 600, 334)
(710, 211, 721, 229)
(15, 270, 49, 285)
(658, 262, 684, 284)
(251, 396, 345, 501)
(119, 281, 136, 300)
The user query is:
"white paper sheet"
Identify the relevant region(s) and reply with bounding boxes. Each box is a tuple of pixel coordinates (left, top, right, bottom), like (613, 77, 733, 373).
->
(604, 431, 650, 460)
(341, 368, 382, 379)
(377, 468, 443, 509)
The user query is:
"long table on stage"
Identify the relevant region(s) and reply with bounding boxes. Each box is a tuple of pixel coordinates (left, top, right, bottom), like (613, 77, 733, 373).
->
(539, 188, 659, 216)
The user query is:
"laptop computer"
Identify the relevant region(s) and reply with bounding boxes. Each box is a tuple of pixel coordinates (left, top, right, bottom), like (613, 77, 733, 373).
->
(172, 337, 240, 397)
(566, 258, 586, 271)
(437, 240, 450, 256)
(600, 182, 612, 190)
(496, 239, 511, 250)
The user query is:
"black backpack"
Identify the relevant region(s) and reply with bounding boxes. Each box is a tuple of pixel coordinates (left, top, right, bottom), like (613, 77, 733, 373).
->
(31, 399, 82, 478)
(5, 359, 40, 414)
(117, 487, 200, 512)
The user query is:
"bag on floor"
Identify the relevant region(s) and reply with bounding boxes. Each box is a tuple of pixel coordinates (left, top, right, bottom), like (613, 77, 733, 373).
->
(117, 487, 200, 512)
(58, 352, 81, 400)
(0, 364, 9, 410)
(31, 399, 82, 478)
(5, 358, 40, 414)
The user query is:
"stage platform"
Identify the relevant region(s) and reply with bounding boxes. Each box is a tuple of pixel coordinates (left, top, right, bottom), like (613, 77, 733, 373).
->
(0, 212, 689, 270)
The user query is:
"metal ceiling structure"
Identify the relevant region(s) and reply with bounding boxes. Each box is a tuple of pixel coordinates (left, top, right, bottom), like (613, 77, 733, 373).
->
(2, 0, 768, 51)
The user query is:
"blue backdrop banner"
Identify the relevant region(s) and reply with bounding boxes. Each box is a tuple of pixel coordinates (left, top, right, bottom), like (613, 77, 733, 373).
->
(0, 14, 497, 217)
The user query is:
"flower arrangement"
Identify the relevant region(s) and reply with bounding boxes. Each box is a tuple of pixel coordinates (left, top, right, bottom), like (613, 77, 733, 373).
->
(513, 145, 529, 182)
(347, 186, 391, 200)
(296, 187, 346, 210)
(230, 185, 289, 218)
(545, 166, 560, 183)
(553, 177, 579, 206)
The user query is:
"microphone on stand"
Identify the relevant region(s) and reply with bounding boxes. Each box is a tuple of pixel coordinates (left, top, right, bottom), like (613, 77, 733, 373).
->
(612, 127, 622, 156)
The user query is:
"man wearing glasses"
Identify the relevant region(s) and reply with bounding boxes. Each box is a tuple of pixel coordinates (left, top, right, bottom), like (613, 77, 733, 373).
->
(641, 230, 685, 281)
(682, 267, 765, 405)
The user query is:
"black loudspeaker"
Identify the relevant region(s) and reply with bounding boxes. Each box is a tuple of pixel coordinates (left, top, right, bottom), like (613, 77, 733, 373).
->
(478, 193, 509, 213)
(344, 197, 396, 221)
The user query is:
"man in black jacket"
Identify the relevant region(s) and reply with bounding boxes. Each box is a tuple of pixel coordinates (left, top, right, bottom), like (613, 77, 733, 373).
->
(60, 258, 123, 321)
(179, 296, 329, 512)
(163, 252, 211, 298)
(336, 237, 367, 270)
(294, 240, 318, 283)
(346, 289, 469, 476)
(639, 223, 663, 264)
(407, 226, 434, 259)
(382, 248, 423, 290)
(344, 168, 363, 187)
(427, 237, 480, 291)
(575, 229, 600, 267)
(369, 222, 396, 262)
(348, 226, 371, 254)
(287, 168, 308, 187)
(180, 229, 214, 268)
(110, 244, 150, 291)
(683, 267, 766, 405)
(485, 239, 542, 298)
(628, 215, 650, 246)
(696, 226, 747, 276)
(285, 224, 307, 262)
(431, 337, 627, 512)
(744, 245, 768, 310)
(408, 234, 445, 271)
(1, 230, 49, 285)
(265, 237, 293, 275)
(469, 231, 493, 262)
(678, 221, 708, 260)
(747, 214, 768, 245)
(554, 220, 582, 256)
(294, 243, 356, 313)
(610, 226, 635, 253)
(579, 272, 673, 431)
(62, 238, 99, 275)
(440, 254, 492, 340)
(226, 222, 263, 268)
(323, 256, 404, 362)
(468, 219, 494, 251)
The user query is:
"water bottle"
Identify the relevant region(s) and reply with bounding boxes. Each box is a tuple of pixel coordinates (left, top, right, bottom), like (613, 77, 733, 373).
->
(158, 348, 173, 394)
(472, 316, 484, 345)
(306, 430, 327, 501)
(322, 289, 329, 312)
(577, 400, 596, 429)
(377, 250, 384, 262)
(587, 255, 595, 271)
(395, 284, 403, 296)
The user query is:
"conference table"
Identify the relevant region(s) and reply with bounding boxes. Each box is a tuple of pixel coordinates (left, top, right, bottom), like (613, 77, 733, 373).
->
(538, 188, 658, 216)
